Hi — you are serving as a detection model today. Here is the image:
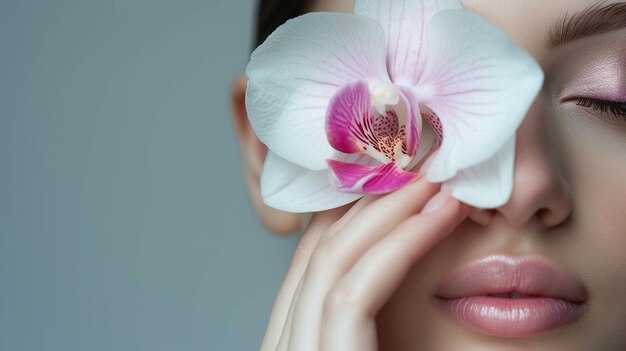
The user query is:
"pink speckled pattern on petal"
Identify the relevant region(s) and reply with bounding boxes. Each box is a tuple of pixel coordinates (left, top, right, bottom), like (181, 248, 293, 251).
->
(398, 87, 421, 158)
(326, 82, 421, 162)
(327, 159, 418, 194)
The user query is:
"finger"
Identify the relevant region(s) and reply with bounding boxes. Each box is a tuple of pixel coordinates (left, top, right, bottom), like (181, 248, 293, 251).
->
(320, 192, 469, 350)
(259, 207, 341, 351)
(262, 195, 382, 350)
(261, 200, 366, 351)
(261, 195, 385, 351)
(312, 184, 396, 243)
(288, 178, 440, 350)
(274, 276, 304, 351)
(316, 176, 439, 274)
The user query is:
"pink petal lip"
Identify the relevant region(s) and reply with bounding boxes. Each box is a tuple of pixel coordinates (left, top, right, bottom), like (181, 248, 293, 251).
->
(327, 159, 418, 194)
(434, 255, 588, 337)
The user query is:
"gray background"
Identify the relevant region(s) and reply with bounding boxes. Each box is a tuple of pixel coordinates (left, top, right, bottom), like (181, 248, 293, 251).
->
(0, 0, 300, 350)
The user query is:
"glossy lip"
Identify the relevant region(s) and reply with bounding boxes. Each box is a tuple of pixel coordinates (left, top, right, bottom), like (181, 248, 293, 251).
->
(434, 255, 588, 337)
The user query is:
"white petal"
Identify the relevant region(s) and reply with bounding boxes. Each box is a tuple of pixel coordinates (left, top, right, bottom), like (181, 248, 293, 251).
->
(420, 10, 543, 182)
(354, 0, 462, 86)
(441, 136, 515, 208)
(261, 152, 361, 213)
(246, 13, 389, 171)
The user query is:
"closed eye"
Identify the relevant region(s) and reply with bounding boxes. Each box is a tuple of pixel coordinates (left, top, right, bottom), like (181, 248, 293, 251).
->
(576, 98, 626, 121)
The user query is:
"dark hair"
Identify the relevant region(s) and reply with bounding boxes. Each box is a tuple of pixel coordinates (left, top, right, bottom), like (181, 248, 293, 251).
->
(255, 0, 310, 48)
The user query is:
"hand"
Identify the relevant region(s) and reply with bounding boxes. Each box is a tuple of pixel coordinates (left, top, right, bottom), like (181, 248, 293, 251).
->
(260, 176, 470, 351)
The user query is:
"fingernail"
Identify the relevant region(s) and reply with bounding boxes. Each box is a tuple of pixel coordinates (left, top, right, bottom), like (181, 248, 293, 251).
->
(422, 190, 451, 214)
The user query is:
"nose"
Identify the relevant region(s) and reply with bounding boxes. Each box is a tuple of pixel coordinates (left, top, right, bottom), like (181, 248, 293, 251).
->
(469, 101, 572, 228)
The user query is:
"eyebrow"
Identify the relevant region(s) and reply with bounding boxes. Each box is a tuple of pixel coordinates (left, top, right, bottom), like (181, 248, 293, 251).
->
(549, 1, 626, 47)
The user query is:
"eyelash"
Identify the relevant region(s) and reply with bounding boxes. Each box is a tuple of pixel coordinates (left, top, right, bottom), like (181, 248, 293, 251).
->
(576, 98, 626, 121)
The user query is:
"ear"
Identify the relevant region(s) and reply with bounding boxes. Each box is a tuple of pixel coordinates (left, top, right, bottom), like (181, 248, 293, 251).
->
(230, 76, 304, 235)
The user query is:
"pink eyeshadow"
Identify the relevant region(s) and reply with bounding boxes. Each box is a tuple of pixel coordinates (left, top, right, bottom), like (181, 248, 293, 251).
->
(558, 47, 626, 102)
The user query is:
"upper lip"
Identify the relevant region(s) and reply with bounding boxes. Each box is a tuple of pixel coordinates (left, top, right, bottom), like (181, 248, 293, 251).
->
(435, 255, 588, 303)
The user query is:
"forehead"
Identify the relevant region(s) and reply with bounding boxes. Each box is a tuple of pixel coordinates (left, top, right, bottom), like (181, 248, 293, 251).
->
(308, 0, 624, 64)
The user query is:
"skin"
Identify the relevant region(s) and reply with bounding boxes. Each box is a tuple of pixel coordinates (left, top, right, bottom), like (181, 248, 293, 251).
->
(231, 0, 626, 349)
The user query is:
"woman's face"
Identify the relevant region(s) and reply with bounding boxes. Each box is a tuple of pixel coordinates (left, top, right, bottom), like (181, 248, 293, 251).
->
(305, 0, 626, 349)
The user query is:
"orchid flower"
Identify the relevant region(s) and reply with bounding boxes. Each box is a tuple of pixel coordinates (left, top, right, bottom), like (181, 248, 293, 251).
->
(246, 0, 543, 213)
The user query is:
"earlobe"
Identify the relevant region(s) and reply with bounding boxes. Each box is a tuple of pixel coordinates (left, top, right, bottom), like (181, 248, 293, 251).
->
(231, 77, 266, 175)
(230, 76, 304, 235)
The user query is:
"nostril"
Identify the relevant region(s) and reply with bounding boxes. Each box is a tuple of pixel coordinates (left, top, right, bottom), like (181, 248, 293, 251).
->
(537, 206, 571, 228)
(537, 207, 552, 221)
(469, 208, 497, 226)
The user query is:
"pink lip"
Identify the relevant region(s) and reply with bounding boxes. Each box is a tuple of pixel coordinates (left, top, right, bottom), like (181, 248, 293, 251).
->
(434, 255, 588, 337)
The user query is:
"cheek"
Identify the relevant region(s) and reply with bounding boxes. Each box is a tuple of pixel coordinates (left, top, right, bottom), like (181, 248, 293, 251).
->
(553, 111, 626, 246)
(551, 112, 626, 345)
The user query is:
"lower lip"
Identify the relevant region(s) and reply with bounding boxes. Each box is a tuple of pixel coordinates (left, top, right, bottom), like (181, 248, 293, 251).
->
(435, 296, 586, 337)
